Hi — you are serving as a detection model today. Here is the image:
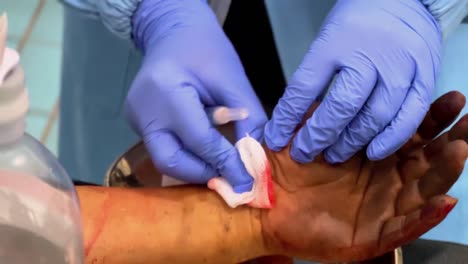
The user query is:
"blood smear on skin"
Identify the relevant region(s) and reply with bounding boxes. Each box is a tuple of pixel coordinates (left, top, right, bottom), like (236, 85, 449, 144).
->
(208, 135, 275, 209)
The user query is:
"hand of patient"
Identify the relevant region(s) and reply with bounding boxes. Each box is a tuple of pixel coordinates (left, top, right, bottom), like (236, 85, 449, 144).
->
(78, 91, 468, 264)
(260, 91, 468, 262)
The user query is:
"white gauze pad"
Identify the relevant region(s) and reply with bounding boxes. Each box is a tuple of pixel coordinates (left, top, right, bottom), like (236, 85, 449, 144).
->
(208, 135, 274, 209)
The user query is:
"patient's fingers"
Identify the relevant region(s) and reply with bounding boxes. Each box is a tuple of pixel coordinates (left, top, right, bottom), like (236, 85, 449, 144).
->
(397, 140, 467, 214)
(378, 195, 457, 256)
(424, 114, 468, 160)
(397, 91, 465, 158)
(418, 140, 467, 199)
(398, 113, 468, 184)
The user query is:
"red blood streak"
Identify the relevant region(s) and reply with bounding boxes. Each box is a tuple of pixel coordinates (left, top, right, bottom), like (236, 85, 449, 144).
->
(264, 162, 275, 208)
(84, 194, 112, 257)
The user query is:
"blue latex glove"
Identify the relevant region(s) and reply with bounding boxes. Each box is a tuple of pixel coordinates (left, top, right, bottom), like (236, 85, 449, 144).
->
(126, 0, 267, 192)
(265, 0, 442, 164)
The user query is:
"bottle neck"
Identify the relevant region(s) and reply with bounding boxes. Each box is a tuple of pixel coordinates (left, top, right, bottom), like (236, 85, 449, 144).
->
(0, 117, 25, 145)
(0, 60, 28, 146)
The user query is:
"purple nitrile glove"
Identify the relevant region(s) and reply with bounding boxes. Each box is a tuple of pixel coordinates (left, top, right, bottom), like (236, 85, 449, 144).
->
(126, 0, 267, 192)
(265, 0, 442, 164)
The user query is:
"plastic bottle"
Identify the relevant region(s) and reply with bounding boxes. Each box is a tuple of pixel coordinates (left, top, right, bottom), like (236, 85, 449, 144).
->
(0, 13, 83, 263)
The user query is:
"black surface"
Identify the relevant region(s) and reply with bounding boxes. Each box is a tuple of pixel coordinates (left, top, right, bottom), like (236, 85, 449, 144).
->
(223, 0, 286, 115)
(403, 239, 468, 263)
(73, 180, 99, 186)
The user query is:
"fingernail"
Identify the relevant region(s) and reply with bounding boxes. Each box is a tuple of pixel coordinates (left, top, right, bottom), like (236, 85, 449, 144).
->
(424, 201, 457, 220)
(442, 202, 456, 216)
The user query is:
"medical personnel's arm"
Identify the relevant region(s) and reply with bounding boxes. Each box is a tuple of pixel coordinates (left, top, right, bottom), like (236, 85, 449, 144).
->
(421, 0, 468, 39)
(61, 0, 231, 38)
(79, 91, 468, 263)
(62, 0, 266, 190)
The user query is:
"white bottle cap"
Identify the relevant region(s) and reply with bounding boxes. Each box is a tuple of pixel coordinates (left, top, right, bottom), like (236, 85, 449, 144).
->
(0, 13, 28, 144)
(0, 65, 29, 144)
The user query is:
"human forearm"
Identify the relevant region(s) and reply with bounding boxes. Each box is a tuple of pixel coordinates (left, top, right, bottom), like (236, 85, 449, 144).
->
(78, 186, 268, 264)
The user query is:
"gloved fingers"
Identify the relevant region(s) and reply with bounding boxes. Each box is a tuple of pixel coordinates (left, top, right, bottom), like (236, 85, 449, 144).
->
(182, 126, 253, 193)
(397, 140, 467, 215)
(264, 41, 335, 151)
(378, 195, 457, 256)
(201, 61, 268, 141)
(322, 76, 408, 164)
(367, 46, 439, 160)
(171, 85, 254, 193)
(396, 91, 465, 159)
(366, 86, 429, 161)
(223, 88, 268, 141)
(290, 65, 377, 163)
(144, 130, 217, 183)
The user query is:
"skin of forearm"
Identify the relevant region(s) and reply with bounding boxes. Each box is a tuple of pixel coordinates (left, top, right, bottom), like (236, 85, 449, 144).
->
(77, 185, 270, 264)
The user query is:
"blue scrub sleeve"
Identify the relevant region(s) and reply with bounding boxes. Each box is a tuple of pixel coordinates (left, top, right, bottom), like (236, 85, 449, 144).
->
(421, 0, 468, 38)
(61, 0, 231, 39)
(61, 0, 141, 38)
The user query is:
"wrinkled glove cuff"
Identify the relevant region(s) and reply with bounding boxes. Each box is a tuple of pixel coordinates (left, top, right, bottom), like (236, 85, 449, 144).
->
(420, 0, 468, 39)
(94, 0, 142, 39)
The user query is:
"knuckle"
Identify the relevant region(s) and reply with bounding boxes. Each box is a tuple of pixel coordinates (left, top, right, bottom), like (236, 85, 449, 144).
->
(369, 103, 394, 127)
(447, 141, 468, 174)
(276, 97, 304, 124)
(143, 60, 184, 93)
(391, 79, 412, 93)
(344, 125, 372, 146)
(326, 91, 360, 117)
(357, 103, 393, 133)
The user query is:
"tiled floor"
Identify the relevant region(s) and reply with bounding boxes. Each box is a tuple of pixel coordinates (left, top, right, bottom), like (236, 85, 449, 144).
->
(1, 0, 62, 155)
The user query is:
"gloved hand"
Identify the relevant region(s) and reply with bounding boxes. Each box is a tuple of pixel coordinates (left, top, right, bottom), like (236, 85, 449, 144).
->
(265, 0, 442, 164)
(126, 0, 267, 192)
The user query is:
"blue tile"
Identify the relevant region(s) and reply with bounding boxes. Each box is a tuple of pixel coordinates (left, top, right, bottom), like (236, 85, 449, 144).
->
(0, 0, 37, 42)
(25, 112, 47, 139)
(6, 37, 17, 49)
(21, 42, 62, 111)
(45, 117, 58, 155)
(30, 0, 64, 46)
